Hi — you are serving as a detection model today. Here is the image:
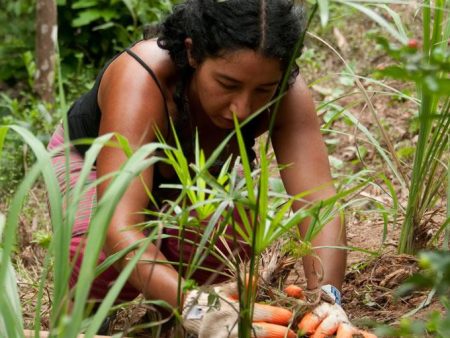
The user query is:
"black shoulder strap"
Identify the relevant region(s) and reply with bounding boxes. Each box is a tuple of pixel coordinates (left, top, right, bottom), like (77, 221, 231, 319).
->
(125, 48, 170, 118)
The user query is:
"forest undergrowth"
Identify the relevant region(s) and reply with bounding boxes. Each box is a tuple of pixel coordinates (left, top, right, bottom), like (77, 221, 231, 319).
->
(1, 1, 449, 337)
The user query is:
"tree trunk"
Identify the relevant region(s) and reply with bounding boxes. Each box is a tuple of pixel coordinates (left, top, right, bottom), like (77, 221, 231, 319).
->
(35, 0, 57, 103)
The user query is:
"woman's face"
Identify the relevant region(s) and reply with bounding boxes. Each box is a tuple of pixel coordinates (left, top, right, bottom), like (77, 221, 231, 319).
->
(189, 49, 283, 129)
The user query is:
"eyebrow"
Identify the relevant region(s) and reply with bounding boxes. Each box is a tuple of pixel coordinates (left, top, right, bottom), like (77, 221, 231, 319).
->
(216, 74, 280, 87)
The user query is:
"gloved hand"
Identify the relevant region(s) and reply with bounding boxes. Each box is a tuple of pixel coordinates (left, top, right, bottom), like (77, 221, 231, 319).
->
(298, 302, 376, 338)
(285, 284, 377, 338)
(182, 281, 297, 338)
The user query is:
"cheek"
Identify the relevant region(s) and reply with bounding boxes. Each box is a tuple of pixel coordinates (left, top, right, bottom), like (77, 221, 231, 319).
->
(198, 83, 230, 114)
(257, 92, 277, 107)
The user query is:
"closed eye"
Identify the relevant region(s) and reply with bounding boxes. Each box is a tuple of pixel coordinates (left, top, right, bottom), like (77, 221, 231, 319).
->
(255, 85, 277, 94)
(256, 87, 274, 93)
(218, 80, 239, 90)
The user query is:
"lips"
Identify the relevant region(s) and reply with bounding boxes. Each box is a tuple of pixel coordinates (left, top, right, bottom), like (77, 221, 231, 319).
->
(213, 115, 234, 129)
(221, 117, 235, 128)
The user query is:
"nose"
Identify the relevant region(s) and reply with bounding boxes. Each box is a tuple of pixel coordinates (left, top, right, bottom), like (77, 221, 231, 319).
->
(229, 94, 251, 122)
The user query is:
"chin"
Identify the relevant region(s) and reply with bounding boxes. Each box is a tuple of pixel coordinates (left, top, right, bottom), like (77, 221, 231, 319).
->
(219, 121, 235, 130)
(211, 116, 234, 130)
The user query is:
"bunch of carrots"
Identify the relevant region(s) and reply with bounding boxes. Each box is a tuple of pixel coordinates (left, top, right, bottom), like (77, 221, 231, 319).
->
(283, 285, 376, 338)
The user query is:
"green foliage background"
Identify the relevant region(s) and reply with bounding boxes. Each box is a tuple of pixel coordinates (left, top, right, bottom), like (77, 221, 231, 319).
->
(0, 1, 449, 335)
(57, 0, 175, 72)
(0, 0, 177, 194)
(1, 0, 176, 84)
(0, 1, 35, 84)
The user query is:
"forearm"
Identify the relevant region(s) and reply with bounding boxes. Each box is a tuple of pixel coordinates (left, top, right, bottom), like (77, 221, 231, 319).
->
(300, 215, 347, 290)
(105, 227, 181, 308)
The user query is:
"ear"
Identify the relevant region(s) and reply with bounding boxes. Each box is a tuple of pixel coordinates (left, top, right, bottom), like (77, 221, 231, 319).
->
(184, 38, 197, 68)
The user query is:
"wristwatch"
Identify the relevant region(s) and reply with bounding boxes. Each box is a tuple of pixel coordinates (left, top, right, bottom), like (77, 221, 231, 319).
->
(321, 284, 342, 305)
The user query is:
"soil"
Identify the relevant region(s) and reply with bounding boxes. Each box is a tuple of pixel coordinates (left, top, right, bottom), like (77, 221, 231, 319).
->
(1, 2, 447, 337)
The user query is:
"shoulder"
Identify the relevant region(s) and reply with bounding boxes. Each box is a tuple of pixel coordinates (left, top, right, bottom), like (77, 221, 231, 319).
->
(100, 39, 177, 97)
(127, 39, 178, 86)
(274, 73, 317, 129)
(97, 39, 178, 144)
(252, 75, 314, 137)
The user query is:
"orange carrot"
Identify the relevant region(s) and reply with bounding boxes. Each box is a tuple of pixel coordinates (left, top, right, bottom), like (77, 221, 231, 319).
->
(253, 322, 297, 338)
(253, 303, 293, 325)
(336, 323, 356, 337)
(297, 312, 321, 335)
(284, 285, 305, 299)
(311, 320, 339, 338)
(360, 330, 378, 338)
(336, 323, 378, 338)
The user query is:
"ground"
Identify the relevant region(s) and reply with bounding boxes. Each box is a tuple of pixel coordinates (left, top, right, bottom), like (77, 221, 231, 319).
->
(1, 2, 447, 337)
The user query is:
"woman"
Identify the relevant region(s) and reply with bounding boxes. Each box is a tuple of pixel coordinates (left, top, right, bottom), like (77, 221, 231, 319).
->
(48, 0, 372, 337)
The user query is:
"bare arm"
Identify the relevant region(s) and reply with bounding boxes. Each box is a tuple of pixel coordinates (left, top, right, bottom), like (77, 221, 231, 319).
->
(97, 48, 180, 307)
(271, 75, 346, 290)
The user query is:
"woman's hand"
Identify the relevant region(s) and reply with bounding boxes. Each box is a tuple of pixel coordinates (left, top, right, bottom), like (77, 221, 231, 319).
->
(182, 281, 297, 338)
(285, 284, 377, 338)
(298, 302, 376, 338)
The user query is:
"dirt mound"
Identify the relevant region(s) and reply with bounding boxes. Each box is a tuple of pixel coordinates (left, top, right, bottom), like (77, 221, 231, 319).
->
(343, 254, 442, 325)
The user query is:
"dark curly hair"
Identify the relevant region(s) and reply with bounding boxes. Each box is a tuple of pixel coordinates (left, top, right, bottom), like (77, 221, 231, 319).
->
(156, 0, 306, 84)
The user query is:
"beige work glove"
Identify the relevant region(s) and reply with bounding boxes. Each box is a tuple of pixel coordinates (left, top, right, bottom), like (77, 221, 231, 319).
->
(285, 284, 377, 338)
(182, 281, 296, 338)
(298, 302, 377, 338)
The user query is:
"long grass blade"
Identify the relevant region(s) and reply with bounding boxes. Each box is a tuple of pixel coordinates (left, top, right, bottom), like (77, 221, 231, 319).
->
(255, 139, 269, 254)
(308, 31, 407, 188)
(447, 129, 450, 249)
(188, 201, 230, 278)
(431, 0, 444, 54)
(61, 134, 115, 242)
(0, 126, 8, 159)
(33, 242, 53, 338)
(84, 227, 167, 336)
(376, 4, 408, 41)
(423, 0, 431, 56)
(338, 1, 408, 43)
(64, 143, 161, 337)
(0, 161, 47, 338)
(342, 111, 402, 182)
(0, 212, 24, 338)
(441, 4, 450, 52)
(0, 126, 69, 327)
(317, 0, 330, 27)
(233, 114, 255, 203)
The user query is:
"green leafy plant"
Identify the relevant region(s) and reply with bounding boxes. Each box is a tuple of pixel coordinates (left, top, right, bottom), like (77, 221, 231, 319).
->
(0, 112, 369, 337)
(311, 0, 449, 335)
(312, 0, 449, 254)
(58, 0, 175, 70)
(0, 0, 35, 83)
(149, 115, 370, 336)
(0, 93, 60, 195)
(6, 1, 449, 336)
(372, 0, 450, 254)
(0, 121, 178, 337)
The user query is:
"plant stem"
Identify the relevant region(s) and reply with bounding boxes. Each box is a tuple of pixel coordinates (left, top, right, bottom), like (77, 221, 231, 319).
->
(445, 131, 450, 249)
(399, 91, 432, 254)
